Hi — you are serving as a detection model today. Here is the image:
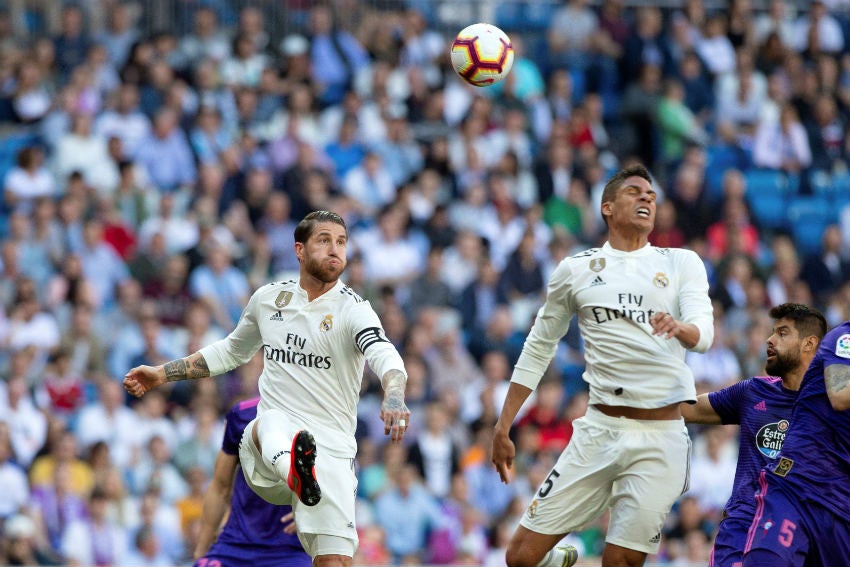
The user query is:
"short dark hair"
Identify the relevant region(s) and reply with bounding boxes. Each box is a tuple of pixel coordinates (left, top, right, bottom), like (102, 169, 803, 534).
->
(769, 303, 827, 341)
(294, 210, 347, 244)
(600, 164, 653, 225)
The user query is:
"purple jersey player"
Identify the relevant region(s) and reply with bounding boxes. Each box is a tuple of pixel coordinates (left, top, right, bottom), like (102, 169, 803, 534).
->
(742, 319, 850, 567)
(682, 303, 826, 567)
(193, 398, 312, 567)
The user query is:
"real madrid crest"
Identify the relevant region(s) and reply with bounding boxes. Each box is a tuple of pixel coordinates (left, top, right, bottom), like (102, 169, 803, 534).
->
(275, 291, 293, 309)
(590, 258, 606, 272)
(653, 272, 669, 288)
(320, 314, 334, 332)
(527, 499, 538, 518)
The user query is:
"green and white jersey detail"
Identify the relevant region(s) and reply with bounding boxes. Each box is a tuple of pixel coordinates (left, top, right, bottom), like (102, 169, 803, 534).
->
(200, 278, 405, 458)
(512, 242, 714, 408)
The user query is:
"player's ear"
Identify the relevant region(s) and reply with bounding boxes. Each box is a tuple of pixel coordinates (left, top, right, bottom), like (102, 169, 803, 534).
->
(294, 242, 304, 262)
(601, 201, 613, 221)
(803, 335, 819, 353)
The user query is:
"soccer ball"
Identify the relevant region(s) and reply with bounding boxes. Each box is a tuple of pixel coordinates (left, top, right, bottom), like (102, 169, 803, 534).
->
(450, 23, 515, 87)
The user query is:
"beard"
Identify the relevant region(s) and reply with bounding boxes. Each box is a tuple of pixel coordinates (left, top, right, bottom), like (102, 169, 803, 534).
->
(765, 352, 799, 377)
(304, 254, 345, 283)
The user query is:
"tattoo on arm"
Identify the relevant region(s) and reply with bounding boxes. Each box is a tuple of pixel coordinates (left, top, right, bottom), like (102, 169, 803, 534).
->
(164, 354, 211, 382)
(825, 365, 850, 396)
(164, 359, 187, 382)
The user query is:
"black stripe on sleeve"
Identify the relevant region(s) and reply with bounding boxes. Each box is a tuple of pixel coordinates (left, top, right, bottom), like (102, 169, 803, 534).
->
(355, 327, 390, 354)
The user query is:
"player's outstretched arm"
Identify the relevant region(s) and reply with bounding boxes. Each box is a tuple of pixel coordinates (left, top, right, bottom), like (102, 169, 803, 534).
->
(825, 363, 850, 411)
(124, 351, 211, 398)
(492, 382, 534, 484)
(380, 369, 410, 444)
(194, 449, 237, 560)
(680, 394, 722, 424)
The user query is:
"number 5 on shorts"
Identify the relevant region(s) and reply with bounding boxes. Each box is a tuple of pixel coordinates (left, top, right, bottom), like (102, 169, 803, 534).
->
(778, 519, 796, 547)
(538, 469, 561, 497)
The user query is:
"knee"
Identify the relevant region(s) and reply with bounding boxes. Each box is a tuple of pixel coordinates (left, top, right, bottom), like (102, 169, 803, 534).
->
(313, 554, 352, 567)
(601, 544, 647, 567)
(505, 545, 540, 567)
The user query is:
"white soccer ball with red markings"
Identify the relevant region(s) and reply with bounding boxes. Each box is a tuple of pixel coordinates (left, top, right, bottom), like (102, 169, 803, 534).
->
(450, 23, 514, 87)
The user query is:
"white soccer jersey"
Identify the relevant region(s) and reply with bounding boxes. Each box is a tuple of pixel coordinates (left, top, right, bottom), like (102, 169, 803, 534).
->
(512, 242, 714, 408)
(200, 278, 406, 458)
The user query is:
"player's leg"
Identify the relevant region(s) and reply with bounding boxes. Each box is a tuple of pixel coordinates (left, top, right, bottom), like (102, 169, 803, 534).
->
(507, 411, 621, 567)
(505, 526, 578, 567)
(710, 514, 751, 567)
(605, 419, 691, 567)
(254, 408, 321, 506)
(295, 454, 358, 567)
(808, 503, 848, 567)
(741, 472, 809, 567)
(238, 416, 293, 505)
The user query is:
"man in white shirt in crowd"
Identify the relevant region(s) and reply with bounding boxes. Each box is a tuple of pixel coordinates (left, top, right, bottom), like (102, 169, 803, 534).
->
(492, 164, 714, 567)
(124, 210, 410, 567)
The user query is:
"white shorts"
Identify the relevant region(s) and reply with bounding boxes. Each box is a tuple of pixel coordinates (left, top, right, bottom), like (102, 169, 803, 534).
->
(520, 406, 692, 554)
(238, 417, 359, 557)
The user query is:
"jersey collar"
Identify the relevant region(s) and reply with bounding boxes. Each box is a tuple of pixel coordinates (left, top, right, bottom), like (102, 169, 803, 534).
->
(295, 278, 347, 302)
(602, 241, 653, 257)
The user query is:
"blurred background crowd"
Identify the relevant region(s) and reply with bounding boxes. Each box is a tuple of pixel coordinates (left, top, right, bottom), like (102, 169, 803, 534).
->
(0, 0, 849, 565)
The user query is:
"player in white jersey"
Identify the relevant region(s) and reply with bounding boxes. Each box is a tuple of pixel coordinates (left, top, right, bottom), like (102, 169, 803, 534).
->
(492, 164, 714, 567)
(124, 210, 410, 567)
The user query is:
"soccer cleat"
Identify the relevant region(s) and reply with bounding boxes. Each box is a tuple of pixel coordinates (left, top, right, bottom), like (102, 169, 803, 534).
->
(287, 430, 321, 506)
(558, 545, 578, 567)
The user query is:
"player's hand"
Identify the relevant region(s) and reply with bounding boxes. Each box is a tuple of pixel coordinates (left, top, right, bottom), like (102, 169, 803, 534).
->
(123, 365, 166, 398)
(650, 311, 681, 340)
(281, 511, 297, 535)
(380, 389, 410, 444)
(492, 428, 515, 484)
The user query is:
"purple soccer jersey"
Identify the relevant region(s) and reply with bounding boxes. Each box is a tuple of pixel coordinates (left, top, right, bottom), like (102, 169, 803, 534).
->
(741, 322, 850, 567)
(708, 376, 797, 517)
(194, 398, 311, 567)
(765, 322, 850, 517)
(707, 376, 797, 567)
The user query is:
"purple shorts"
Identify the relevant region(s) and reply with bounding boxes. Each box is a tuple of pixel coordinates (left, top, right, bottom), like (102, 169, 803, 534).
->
(710, 514, 749, 567)
(742, 471, 850, 567)
(194, 543, 312, 567)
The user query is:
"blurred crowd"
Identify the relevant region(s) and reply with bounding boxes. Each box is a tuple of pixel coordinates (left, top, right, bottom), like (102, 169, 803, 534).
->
(1, 0, 850, 565)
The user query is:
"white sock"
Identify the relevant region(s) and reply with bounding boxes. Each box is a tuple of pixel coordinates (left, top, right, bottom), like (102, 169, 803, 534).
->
(256, 408, 293, 481)
(536, 547, 566, 567)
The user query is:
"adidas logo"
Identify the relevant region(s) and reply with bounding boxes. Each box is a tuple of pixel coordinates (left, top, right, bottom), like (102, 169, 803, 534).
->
(754, 400, 767, 412)
(590, 275, 605, 287)
(269, 311, 285, 321)
(649, 532, 661, 544)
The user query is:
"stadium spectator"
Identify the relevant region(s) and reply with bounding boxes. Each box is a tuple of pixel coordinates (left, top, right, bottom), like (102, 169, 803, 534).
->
(753, 104, 812, 173)
(0, 423, 29, 521)
(135, 107, 197, 192)
(3, 146, 55, 213)
(59, 486, 127, 565)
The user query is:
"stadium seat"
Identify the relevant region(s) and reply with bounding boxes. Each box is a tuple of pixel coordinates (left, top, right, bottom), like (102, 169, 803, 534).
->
(705, 145, 743, 199)
(787, 195, 837, 225)
(833, 171, 850, 192)
(494, 2, 524, 31)
(522, 1, 555, 32)
(791, 220, 828, 257)
(787, 196, 833, 256)
(744, 169, 796, 198)
(808, 169, 834, 197)
(746, 192, 788, 230)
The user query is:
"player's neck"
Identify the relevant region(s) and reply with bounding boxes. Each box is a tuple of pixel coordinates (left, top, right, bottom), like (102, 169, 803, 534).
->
(781, 367, 807, 391)
(300, 276, 338, 302)
(607, 229, 650, 252)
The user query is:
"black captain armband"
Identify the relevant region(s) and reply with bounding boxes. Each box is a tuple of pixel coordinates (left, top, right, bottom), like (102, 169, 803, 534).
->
(355, 327, 391, 354)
